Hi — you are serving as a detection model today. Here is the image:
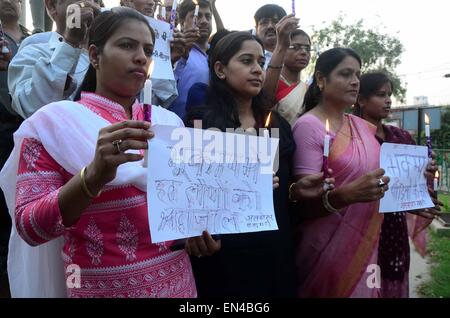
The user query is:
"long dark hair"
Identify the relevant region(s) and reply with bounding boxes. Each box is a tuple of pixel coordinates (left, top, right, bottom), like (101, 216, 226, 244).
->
(194, 31, 270, 131)
(303, 47, 362, 113)
(353, 72, 393, 117)
(75, 7, 155, 100)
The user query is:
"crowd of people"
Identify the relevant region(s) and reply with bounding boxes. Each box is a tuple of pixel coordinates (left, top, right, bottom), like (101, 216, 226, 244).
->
(0, 0, 443, 298)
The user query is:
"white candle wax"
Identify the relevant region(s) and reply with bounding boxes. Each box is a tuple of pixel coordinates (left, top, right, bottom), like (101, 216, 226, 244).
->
(324, 135, 330, 157)
(194, 5, 199, 17)
(434, 178, 438, 191)
(161, 7, 166, 20)
(263, 129, 270, 139)
(143, 79, 152, 168)
(144, 79, 152, 104)
(425, 124, 431, 138)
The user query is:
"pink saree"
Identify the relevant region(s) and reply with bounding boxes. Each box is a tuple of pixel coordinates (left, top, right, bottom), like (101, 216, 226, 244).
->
(293, 114, 384, 298)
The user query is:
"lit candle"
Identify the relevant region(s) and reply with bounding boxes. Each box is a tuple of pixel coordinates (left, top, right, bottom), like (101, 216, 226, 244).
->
(144, 79, 152, 105)
(323, 119, 331, 178)
(0, 20, 10, 54)
(292, 0, 296, 15)
(424, 113, 433, 158)
(193, 0, 199, 27)
(434, 171, 440, 192)
(264, 112, 272, 138)
(143, 77, 153, 168)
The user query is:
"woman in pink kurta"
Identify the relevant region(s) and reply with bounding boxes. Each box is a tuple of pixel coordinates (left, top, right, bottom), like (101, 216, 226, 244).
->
(15, 93, 196, 298)
(291, 48, 390, 298)
(0, 8, 197, 298)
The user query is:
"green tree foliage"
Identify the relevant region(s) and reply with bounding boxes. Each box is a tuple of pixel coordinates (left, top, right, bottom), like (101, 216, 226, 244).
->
(310, 15, 406, 102)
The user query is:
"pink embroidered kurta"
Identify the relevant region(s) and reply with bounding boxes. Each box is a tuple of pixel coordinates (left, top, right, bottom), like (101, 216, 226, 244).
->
(14, 93, 197, 298)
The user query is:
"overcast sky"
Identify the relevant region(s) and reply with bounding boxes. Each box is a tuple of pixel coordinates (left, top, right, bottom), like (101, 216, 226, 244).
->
(27, 0, 450, 107)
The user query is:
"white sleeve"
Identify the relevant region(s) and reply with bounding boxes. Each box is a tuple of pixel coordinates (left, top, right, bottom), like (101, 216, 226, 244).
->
(7, 41, 83, 118)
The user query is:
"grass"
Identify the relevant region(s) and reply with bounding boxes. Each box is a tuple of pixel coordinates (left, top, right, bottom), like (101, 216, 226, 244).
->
(439, 193, 450, 213)
(418, 231, 450, 298)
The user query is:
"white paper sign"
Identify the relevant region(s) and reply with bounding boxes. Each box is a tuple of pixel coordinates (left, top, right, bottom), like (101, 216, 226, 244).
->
(147, 125, 280, 243)
(145, 17, 174, 81)
(379, 143, 434, 213)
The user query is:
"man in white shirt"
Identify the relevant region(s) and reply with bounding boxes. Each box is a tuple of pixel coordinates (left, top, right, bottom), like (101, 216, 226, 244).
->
(254, 4, 287, 69)
(8, 0, 100, 118)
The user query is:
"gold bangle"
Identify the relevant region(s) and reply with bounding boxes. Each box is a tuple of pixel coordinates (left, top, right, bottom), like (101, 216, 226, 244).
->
(80, 167, 102, 199)
(322, 190, 340, 214)
(288, 183, 298, 203)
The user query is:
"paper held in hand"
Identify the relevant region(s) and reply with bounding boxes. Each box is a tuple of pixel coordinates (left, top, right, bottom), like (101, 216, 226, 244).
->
(379, 143, 434, 213)
(146, 125, 280, 243)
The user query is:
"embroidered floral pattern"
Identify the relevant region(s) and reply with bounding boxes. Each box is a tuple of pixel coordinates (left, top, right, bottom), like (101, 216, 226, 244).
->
(84, 218, 104, 265)
(68, 236, 76, 262)
(66, 251, 197, 298)
(117, 215, 139, 262)
(22, 139, 43, 170)
(80, 92, 137, 121)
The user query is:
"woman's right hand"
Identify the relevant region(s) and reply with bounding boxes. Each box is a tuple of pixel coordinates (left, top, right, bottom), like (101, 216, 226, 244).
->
(342, 168, 390, 204)
(85, 121, 153, 193)
(185, 231, 221, 258)
(275, 14, 300, 49)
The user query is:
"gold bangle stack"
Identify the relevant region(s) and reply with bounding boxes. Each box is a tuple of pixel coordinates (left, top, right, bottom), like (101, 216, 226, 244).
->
(80, 167, 102, 199)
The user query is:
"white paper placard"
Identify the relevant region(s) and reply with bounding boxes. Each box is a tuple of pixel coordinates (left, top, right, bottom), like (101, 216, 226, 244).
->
(146, 125, 280, 243)
(379, 143, 434, 213)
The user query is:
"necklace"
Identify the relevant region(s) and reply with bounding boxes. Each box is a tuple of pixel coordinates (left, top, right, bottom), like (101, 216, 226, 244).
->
(315, 107, 362, 142)
(335, 118, 363, 142)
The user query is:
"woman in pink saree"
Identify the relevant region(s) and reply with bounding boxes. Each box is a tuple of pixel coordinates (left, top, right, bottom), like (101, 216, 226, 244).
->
(291, 48, 390, 297)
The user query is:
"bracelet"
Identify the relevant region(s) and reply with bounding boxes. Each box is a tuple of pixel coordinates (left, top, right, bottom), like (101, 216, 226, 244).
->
(267, 64, 283, 70)
(80, 167, 102, 199)
(288, 183, 298, 203)
(322, 190, 340, 214)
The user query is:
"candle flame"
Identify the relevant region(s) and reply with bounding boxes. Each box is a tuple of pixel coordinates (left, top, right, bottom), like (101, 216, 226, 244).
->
(193, 0, 198, 5)
(424, 113, 430, 125)
(264, 112, 272, 128)
(147, 60, 155, 78)
(435, 171, 440, 179)
(325, 119, 330, 133)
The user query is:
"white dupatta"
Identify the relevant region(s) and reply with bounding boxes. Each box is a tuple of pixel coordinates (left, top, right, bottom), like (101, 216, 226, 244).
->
(0, 100, 182, 297)
(276, 81, 308, 126)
